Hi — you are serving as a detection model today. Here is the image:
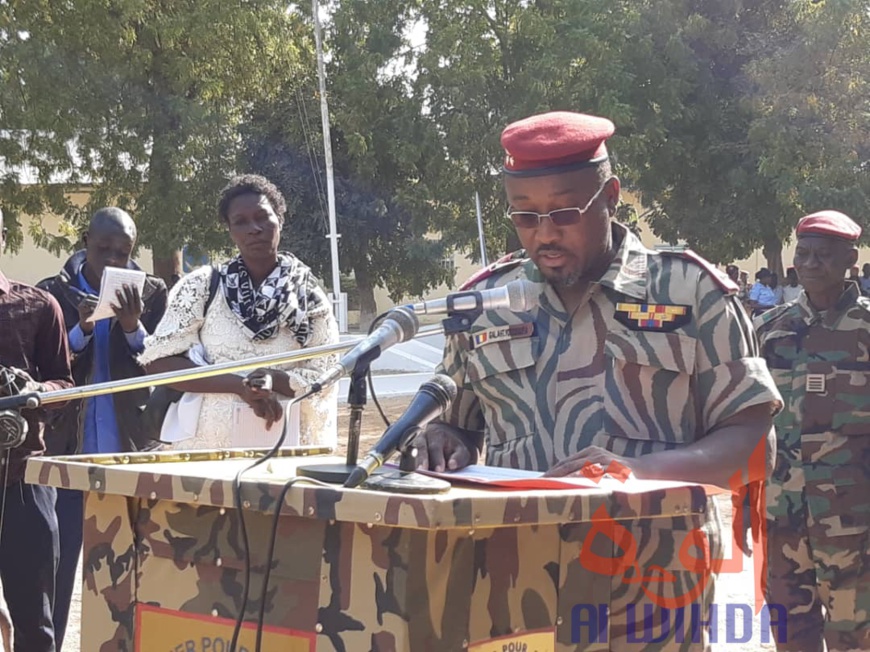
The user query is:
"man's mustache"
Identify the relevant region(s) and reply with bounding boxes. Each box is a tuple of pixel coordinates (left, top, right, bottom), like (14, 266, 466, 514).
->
(535, 245, 570, 256)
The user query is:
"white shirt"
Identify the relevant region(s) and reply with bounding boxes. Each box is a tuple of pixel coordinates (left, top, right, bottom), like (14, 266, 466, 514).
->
(781, 284, 803, 304)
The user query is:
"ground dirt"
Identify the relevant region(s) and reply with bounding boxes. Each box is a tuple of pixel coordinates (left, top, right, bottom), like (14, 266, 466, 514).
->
(64, 396, 775, 651)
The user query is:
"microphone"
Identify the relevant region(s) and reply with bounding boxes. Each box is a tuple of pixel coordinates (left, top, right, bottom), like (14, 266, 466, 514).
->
(408, 279, 537, 316)
(311, 306, 419, 393)
(344, 374, 457, 488)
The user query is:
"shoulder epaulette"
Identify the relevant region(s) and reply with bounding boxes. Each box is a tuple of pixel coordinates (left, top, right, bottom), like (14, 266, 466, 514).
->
(459, 250, 527, 291)
(660, 249, 739, 295)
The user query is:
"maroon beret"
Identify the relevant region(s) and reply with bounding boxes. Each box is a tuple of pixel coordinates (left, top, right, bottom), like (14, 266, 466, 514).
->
(796, 210, 862, 242)
(501, 111, 615, 177)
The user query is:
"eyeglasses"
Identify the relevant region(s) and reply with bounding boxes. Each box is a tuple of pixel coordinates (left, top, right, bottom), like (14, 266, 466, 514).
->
(506, 182, 608, 229)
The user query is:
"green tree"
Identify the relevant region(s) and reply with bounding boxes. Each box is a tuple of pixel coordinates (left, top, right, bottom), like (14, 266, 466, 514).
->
(414, 0, 637, 258)
(748, 0, 870, 246)
(609, 0, 799, 275)
(606, 0, 868, 273)
(0, 0, 307, 278)
(243, 0, 453, 327)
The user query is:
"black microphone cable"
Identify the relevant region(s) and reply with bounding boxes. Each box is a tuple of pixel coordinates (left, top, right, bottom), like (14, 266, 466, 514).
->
(365, 310, 399, 430)
(253, 471, 332, 651)
(248, 309, 405, 649)
(239, 307, 426, 649)
(228, 387, 315, 652)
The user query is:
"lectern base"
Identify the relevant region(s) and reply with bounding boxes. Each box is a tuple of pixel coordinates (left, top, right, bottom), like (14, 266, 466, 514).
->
(361, 469, 451, 494)
(296, 463, 386, 484)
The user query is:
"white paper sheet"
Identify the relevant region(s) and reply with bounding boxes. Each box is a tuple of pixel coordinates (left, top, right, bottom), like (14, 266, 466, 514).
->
(86, 266, 147, 323)
(230, 399, 301, 449)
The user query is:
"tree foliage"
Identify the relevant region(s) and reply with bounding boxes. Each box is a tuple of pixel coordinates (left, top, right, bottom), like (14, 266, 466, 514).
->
(414, 0, 637, 258)
(242, 0, 453, 325)
(1, 0, 867, 296)
(0, 0, 306, 273)
(748, 0, 870, 244)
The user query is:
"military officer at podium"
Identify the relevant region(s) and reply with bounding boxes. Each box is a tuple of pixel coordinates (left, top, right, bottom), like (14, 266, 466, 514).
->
(412, 111, 783, 650)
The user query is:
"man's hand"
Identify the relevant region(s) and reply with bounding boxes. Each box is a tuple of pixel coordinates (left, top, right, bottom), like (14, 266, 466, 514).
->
(113, 284, 143, 333)
(239, 373, 284, 430)
(543, 446, 638, 479)
(78, 296, 98, 335)
(409, 422, 478, 473)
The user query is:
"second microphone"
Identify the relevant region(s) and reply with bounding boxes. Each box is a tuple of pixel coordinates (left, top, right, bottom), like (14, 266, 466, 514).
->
(344, 374, 458, 488)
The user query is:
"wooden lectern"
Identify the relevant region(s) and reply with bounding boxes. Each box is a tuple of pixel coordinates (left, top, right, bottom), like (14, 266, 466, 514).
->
(27, 449, 714, 652)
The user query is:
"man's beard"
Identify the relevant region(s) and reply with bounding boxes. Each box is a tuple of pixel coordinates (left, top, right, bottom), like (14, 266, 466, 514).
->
(539, 265, 583, 287)
(553, 269, 582, 287)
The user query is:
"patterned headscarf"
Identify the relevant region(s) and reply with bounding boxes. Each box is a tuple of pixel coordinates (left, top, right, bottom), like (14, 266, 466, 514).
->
(220, 252, 324, 345)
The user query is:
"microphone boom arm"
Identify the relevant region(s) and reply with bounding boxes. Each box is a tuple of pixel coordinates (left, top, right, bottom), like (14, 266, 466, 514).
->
(1, 324, 445, 412)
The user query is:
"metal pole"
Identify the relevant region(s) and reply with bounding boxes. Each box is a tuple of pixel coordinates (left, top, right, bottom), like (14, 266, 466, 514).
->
(31, 324, 445, 406)
(475, 192, 488, 267)
(312, 0, 346, 332)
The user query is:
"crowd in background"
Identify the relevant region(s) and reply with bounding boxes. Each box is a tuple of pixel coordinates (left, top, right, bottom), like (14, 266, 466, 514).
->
(0, 174, 340, 652)
(727, 261, 870, 317)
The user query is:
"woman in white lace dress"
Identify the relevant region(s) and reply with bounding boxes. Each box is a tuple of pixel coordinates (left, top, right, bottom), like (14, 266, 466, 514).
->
(138, 175, 338, 450)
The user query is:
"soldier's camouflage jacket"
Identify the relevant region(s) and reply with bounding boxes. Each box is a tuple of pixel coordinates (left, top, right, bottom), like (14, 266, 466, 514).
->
(437, 222, 782, 470)
(755, 282, 870, 532)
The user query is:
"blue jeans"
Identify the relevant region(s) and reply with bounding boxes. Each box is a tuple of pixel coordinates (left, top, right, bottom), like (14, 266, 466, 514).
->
(0, 480, 59, 652)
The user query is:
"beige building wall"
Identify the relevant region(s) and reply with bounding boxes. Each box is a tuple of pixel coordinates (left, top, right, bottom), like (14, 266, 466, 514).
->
(12, 189, 869, 318)
(3, 200, 154, 285)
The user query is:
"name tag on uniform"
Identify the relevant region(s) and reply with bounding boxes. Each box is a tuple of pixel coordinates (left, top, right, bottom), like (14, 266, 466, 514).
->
(471, 323, 535, 349)
(614, 302, 692, 332)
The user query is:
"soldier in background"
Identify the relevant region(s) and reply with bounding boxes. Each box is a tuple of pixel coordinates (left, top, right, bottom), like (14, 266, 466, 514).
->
(755, 210, 870, 652)
(413, 111, 782, 649)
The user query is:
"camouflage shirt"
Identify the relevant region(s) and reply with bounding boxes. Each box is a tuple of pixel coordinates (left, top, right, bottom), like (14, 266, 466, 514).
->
(755, 281, 870, 526)
(438, 223, 782, 471)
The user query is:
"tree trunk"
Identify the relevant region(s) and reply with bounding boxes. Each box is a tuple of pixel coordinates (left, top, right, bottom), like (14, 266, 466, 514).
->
(152, 247, 182, 284)
(762, 236, 784, 278)
(353, 263, 378, 331)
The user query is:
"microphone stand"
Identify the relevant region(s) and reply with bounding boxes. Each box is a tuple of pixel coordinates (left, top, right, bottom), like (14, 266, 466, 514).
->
(344, 365, 368, 468)
(296, 349, 382, 484)
(394, 305, 483, 474)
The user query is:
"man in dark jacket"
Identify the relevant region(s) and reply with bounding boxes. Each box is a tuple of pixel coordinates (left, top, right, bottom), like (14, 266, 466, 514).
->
(37, 207, 167, 650)
(0, 207, 73, 652)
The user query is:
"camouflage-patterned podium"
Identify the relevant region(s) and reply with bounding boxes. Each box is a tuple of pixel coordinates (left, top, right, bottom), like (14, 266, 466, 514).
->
(26, 449, 713, 652)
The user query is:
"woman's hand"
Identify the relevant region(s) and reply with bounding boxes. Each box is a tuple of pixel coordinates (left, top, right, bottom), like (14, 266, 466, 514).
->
(245, 368, 295, 398)
(239, 370, 286, 430)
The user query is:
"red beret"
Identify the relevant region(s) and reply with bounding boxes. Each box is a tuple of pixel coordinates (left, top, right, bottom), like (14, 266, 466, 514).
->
(501, 111, 615, 177)
(796, 210, 862, 242)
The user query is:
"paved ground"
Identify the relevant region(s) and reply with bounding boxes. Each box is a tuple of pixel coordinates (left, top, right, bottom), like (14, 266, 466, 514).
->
(63, 394, 775, 651)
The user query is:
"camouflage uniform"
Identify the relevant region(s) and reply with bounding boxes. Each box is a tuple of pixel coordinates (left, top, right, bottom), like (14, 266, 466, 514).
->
(438, 222, 782, 650)
(756, 282, 870, 651)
